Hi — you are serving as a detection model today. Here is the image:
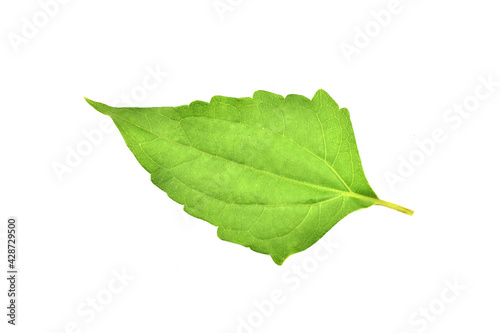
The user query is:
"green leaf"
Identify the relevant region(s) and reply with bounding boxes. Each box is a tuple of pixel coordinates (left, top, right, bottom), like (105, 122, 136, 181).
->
(85, 89, 413, 265)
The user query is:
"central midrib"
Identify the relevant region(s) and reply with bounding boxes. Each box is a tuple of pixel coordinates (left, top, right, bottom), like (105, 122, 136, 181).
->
(107, 108, 380, 205)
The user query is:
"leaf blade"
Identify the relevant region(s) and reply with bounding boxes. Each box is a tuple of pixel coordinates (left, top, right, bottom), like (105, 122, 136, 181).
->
(85, 90, 411, 264)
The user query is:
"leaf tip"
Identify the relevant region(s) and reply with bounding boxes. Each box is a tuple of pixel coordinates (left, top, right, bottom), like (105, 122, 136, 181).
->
(84, 97, 112, 116)
(83, 96, 95, 105)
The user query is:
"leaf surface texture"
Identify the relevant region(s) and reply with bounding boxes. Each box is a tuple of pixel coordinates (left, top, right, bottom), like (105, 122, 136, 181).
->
(86, 89, 412, 264)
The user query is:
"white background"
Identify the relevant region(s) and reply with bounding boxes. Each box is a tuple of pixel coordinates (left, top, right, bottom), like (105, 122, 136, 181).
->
(1, 0, 499, 332)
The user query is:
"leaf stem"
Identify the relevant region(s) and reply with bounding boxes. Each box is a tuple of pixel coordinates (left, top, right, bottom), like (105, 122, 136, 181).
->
(343, 192, 414, 216)
(375, 199, 414, 216)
